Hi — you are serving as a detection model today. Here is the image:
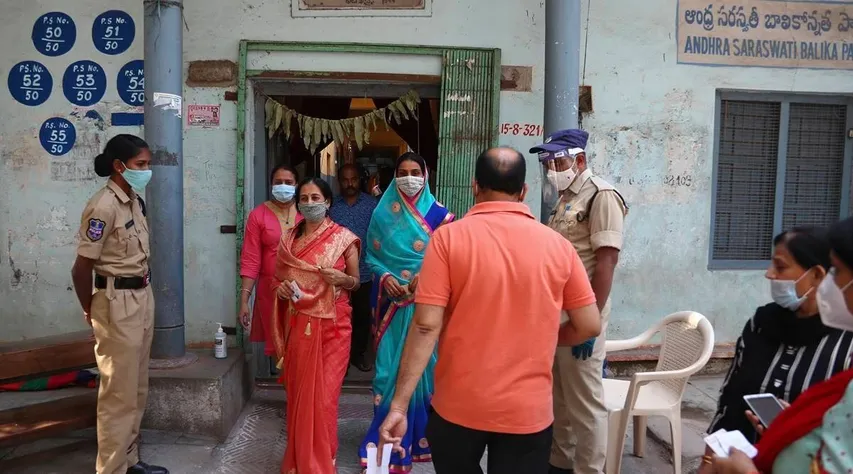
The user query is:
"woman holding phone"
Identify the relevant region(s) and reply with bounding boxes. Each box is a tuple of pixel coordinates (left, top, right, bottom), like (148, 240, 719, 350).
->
(711, 216, 853, 474)
(700, 226, 853, 473)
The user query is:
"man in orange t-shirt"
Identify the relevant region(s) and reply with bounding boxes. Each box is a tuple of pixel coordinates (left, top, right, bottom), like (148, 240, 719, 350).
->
(376, 147, 601, 474)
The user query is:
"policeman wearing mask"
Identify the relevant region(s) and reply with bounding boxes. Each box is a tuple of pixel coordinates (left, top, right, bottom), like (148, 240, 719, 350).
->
(71, 134, 168, 474)
(532, 129, 628, 474)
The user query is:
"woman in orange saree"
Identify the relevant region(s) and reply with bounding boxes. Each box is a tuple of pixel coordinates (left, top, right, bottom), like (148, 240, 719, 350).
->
(271, 177, 361, 474)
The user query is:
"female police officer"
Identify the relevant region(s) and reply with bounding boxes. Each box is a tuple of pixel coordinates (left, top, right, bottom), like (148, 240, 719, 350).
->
(71, 134, 168, 474)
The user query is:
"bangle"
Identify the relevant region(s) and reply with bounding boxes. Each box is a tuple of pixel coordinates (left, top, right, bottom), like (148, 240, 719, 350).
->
(344, 276, 357, 291)
(240, 288, 252, 294)
(701, 455, 713, 465)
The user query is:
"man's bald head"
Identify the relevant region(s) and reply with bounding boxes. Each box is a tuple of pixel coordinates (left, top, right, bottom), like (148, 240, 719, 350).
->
(474, 147, 526, 197)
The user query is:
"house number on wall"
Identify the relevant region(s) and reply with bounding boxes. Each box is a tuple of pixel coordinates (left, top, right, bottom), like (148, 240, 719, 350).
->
(664, 174, 693, 187)
(500, 123, 543, 137)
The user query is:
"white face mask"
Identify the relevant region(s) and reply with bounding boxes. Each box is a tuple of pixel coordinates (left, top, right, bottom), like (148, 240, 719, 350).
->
(546, 168, 576, 192)
(770, 277, 812, 311)
(817, 270, 853, 332)
(397, 176, 425, 197)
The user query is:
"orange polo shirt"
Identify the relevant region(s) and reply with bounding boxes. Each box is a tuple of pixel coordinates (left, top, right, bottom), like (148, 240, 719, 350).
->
(416, 201, 596, 434)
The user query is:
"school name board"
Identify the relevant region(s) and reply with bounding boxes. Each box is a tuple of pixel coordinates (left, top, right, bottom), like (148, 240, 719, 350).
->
(298, 0, 424, 10)
(677, 0, 853, 70)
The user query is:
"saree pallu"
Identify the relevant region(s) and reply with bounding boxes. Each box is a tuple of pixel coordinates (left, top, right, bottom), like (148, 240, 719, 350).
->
(754, 368, 853, 474)
(270, 219, 359, 474)
(359, 179, 453, 472)
(359, 294, 436, 472)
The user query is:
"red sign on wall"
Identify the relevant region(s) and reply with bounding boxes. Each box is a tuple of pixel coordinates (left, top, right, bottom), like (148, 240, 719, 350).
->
(187, 105, 220, 127)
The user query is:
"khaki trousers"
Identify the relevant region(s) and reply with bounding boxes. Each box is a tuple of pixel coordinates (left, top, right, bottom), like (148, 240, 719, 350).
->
(550, 299, 610, 474)
(90, 284, 155, 474)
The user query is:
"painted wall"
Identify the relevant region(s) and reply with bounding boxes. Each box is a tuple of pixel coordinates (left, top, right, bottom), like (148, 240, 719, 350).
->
(4, 0, 848, 345)
(0, 0, 546, 343)
(580, 0, 853, 341)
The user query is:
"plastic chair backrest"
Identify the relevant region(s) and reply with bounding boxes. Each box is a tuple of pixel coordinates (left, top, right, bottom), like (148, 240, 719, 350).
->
(653, 311, 714, 398)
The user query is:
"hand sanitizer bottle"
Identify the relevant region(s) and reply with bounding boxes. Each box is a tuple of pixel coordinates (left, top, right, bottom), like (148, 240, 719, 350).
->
(214, 323, 227, 359)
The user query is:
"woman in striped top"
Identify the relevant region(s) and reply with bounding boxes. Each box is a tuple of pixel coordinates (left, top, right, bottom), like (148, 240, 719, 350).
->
(700, 227, 853, 472)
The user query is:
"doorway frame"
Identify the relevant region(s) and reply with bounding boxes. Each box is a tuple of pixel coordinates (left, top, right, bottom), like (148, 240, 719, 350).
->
(235, 40, 501, 354)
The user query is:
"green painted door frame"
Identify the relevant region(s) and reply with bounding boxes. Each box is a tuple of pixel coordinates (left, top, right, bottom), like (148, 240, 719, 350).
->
(234, 40, 501, 345)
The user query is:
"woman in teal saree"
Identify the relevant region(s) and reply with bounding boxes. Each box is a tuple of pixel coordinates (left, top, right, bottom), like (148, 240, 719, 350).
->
(358, 152, 454, 472)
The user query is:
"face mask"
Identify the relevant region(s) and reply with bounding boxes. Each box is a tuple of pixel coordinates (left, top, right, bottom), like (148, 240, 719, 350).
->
(770, 271, 812, 311)
(271, 184, 296, 203)
(397, 176, 425, 197)
(122, 166, 152, 192)
(298, 202, 328, 222)
(817, 270, 853, 331)
(546, 168, 576, 192)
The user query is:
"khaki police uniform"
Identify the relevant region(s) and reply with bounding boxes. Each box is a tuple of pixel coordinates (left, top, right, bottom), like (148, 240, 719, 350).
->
(548, 168, 627, 474)
(76, 179, 154, 474)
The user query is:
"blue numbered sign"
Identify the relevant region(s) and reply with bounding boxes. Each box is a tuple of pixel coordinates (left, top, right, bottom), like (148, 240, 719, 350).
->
(92, 10, 135, 55)
(32, 12, 76, 57)
(7, 61, 52, 106)
(39, 118, 76, 156)
(117, 60, 144, 107)
(63, 61, 106, 107)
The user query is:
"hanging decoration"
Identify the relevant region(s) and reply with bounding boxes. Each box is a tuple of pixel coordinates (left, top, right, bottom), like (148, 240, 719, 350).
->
(264, 90, 421, 154)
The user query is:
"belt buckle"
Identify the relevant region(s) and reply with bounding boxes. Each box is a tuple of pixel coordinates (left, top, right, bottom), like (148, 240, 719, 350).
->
(143, 273, 151, 286)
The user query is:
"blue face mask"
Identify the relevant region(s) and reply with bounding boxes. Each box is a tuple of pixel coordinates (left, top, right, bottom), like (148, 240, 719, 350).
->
(271, 184, 296, 203)
(770, 271, 813, 311)
(122, 166, 152, 193)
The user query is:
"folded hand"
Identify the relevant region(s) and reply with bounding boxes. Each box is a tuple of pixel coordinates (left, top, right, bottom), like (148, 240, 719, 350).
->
(384, 276, 406, 297)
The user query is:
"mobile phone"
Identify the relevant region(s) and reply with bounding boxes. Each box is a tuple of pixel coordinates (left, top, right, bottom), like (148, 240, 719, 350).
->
(743, 393, 786, 427)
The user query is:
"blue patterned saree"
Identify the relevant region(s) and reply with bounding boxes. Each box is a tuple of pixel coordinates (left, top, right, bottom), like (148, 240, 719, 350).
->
(358, 178, 454, 472)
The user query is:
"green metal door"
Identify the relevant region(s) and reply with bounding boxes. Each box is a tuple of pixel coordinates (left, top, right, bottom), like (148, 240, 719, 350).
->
(436, 48, 502, 217)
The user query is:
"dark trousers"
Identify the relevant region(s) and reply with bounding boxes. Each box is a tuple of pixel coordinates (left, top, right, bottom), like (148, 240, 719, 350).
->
(426, 409, 553, 474)
(349, 281, 373, 363)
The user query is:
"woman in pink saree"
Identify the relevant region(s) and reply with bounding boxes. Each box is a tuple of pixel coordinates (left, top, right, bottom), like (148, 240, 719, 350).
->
(270, 177, 361, 474)
(239, 165, 302, 356)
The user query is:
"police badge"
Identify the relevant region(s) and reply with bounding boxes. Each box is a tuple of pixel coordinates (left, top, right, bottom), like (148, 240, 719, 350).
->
(87, 219, 106, 241)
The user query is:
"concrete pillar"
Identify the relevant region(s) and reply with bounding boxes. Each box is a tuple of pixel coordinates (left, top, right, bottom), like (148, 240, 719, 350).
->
(144, 0, 187, 361)
(541, 0, 582, 222)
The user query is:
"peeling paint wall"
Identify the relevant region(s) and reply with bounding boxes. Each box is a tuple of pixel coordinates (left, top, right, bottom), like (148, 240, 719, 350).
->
(1, 1, 146, 339)
(581, 0, 853, 341)
(0, 0, 546, 342)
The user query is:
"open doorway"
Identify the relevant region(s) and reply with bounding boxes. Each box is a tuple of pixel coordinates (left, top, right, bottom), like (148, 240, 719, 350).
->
(264, 94, 441, 198)
(237, 44, 502, 390)
(249, 76, 441, 386)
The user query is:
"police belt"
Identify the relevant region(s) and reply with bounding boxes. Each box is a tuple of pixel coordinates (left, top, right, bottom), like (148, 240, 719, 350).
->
(94, 272, 151, 290)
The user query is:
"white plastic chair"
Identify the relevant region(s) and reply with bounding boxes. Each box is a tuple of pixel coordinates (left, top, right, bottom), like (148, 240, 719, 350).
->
(603, 311, 715, 474)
